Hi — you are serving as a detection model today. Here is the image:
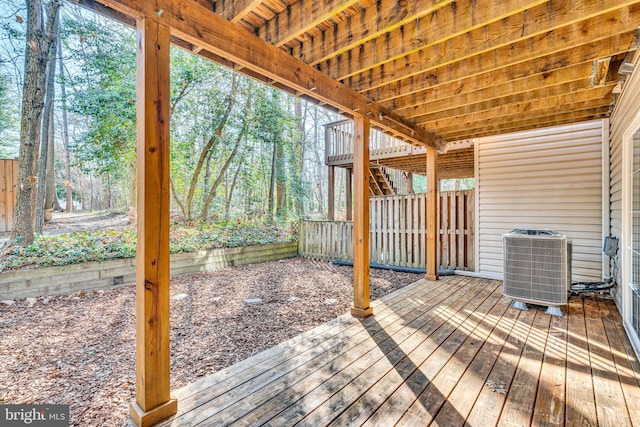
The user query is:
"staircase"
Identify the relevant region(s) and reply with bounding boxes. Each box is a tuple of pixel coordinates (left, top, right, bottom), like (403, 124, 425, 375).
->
(369, 166, 397, 196)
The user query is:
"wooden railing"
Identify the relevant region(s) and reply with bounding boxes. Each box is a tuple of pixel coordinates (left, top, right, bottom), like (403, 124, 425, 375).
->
(300, 191, 474, 271)
(325, 120, 417, 165)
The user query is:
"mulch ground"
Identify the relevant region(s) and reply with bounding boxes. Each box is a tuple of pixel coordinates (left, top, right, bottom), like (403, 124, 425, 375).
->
(0, 257, 421, 426)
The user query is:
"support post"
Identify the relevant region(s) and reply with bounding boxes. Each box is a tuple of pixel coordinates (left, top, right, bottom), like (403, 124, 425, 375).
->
(129, 17, 177, 427)
(345, 168, 353, 221)
(425, 146, 439, 281)
(328, 165, 335, 220)
(351, 116, 372, 317)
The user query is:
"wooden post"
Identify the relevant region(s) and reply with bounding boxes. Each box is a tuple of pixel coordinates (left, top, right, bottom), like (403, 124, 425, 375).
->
(425, 146, 439, 281)
(129, 17, 177, 427)
(345, 168, 353, 221)
(328, 165, 335, 220)
(351, 116, 372, 317)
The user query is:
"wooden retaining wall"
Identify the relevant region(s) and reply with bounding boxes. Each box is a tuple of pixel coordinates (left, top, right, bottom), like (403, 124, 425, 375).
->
(0, 159, 18, 232)
(300, 191, 474, 270)
(0, 241, 298, 300)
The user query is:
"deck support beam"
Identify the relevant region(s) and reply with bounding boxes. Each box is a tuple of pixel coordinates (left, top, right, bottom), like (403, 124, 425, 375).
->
(129, 18, 176, 427)
(328, 165, 335, 220)
(345, 168, 353, 221)
(351, 116, 372, 317)
(425, 146, 439, 281)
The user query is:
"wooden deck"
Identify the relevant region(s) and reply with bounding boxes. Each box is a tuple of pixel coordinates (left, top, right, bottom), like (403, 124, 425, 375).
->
(157, 276, 640, 427)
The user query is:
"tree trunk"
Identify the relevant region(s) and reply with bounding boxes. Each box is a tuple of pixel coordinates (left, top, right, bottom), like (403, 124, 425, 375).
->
(46, 113, 62, 212)
(183, 76, 237, 221)
(268, 140, 277, 220)
(275, 139, 286, 219)
(225, 157, 243, 218)
(201, 127, 246, 221)
(10, 0, 61, 246)
(58, 33, 72, 213)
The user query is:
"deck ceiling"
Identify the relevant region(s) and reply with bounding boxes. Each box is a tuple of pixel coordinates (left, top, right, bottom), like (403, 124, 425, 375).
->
(93, 0, 640, 143)
(215, 0, 640, 141)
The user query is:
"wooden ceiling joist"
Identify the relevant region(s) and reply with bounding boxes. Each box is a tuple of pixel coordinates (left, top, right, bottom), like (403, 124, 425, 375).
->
(290, 0, 458, 64)
(256, 0, 362, 48)
(439, 109, 610, 140)
(347, 4, 640, 93)
(320, 0, 552, 81)
(410, 81, 616, 124)
(392, 60, 617, 113)
(95, 0, 441, 147)
(366, 32, 637, 103)
(420, 88, 615, 132)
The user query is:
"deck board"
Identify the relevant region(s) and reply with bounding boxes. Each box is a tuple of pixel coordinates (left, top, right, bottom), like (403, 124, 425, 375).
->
(156, 276, 640, 427)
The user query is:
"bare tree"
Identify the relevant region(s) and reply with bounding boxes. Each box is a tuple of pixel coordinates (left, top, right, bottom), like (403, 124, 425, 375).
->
(8, 0, 61, 246)
(34, 10, 59, 233)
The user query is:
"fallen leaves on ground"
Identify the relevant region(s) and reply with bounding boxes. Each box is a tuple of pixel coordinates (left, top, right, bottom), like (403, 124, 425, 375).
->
(0, 258, 420, 426)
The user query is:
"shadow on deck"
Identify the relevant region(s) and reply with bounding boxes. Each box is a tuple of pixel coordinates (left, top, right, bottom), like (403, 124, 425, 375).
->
(154, 276, 640, 426)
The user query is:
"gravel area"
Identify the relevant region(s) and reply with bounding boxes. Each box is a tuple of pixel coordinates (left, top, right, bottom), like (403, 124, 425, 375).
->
(0, 257, 421, 426)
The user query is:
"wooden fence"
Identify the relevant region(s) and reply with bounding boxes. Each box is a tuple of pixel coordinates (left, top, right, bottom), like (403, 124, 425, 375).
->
(0, 159, 18, 232)
(300, 191, 474, 270)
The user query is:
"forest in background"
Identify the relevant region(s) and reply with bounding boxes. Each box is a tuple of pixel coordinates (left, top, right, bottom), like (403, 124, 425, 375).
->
(0, 0, 344, 240)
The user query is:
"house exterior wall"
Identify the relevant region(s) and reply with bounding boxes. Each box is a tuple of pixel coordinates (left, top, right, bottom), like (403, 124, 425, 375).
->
(609, 61, 640, 309)
(475, 120, 606, 282)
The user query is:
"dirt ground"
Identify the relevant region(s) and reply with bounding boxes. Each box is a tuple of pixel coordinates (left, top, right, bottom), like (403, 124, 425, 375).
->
(0, 257, 421, 426)
(0, 211, 131, 246)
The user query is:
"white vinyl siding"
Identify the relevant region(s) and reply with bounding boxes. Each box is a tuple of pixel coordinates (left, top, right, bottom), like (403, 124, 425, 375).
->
(476, 120, 605, 281)
(609, 64, 640, 308)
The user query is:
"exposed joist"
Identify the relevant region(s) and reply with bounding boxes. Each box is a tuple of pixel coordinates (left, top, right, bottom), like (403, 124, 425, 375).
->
(591, 57, 612, 87)
(438, 109, 610, 140)
(366, 32, 636, 103)
(392, 62, 594, 113)
(219, 0, 264, 23)
(408, 80, 615, 123)
(416, 83, 615, 129)
(94, 0, 441, 147)
(346, 4, 640, 93)
(289, 0, 457, 64)
(256, 0, 361, 47)
(322, 0, 552, 80)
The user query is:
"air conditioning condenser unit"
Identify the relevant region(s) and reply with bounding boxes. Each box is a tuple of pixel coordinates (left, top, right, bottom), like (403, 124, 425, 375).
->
(503, 229, 571, 316)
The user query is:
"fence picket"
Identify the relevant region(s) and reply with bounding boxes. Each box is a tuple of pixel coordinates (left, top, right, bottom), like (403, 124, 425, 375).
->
(300, 190, 474, 270)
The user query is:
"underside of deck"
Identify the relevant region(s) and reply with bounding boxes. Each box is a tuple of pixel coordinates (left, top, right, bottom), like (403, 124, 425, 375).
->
(156, 276, 640, 427)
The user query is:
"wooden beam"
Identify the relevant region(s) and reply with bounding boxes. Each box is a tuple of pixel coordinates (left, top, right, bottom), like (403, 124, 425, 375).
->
(95, 0, 441, 148)
(366, 32, 636, 103)
(327, 165, 335, 220)
(417, 83, 615, 129)
(392, 62, 595, 113)
(291, 0, 458, 65)
(219, 0, 263, 23)
(352, 116, 372, 317)
(437, 109, 610, 140)
(345, 168, 352, 221)
(425, 146, 438, 281)
(129, 17, 176, 427)
(592, 57, 612, 87)
(257, 0, 361, 48)
(346, 5, 640, 93)
(322, 0, 552, 80)
(411, 82, 615, 126)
